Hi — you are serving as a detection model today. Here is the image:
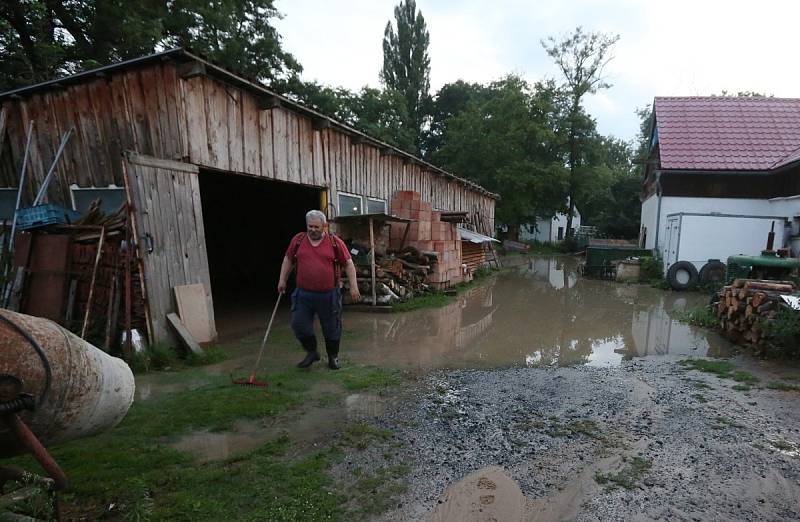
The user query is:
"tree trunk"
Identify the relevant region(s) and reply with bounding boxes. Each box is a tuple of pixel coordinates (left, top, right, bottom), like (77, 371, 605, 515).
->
(565, 99, 580, 239)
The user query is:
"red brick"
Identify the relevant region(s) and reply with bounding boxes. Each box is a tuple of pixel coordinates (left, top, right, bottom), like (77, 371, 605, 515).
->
(431, 211, 441, 222)
(419, 201, 432, 212)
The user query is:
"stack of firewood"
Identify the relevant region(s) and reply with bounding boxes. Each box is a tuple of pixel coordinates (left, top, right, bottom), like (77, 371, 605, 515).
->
(344, 247, 433, 305)
(715, 279, 797, 345)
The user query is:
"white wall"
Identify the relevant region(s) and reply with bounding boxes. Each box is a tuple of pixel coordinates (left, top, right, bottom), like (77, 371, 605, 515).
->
(519, 209, 581, 243)
(648, 195, 800, 272)
(640, 194, 660, 249)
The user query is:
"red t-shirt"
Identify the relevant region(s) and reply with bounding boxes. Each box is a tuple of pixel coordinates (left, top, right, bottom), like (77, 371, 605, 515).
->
(285, 234, 351, 292)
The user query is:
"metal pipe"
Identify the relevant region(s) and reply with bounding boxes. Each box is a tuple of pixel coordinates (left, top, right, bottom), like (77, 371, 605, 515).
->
(33, 127, 74, 206)
(2, 120, 35, 307)
(4, 414, 68, 491)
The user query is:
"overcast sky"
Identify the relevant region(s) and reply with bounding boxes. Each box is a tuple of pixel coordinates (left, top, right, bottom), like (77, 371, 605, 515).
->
(274, 0, 800, 141)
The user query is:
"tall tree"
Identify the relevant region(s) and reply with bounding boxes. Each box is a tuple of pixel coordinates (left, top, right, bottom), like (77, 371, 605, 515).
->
(542, 26, 619, 238)
(380, 0, 430, 153)
(435, 76, 569, 238)
(422, 80, 489, 160)
(0, 0, 301, 91)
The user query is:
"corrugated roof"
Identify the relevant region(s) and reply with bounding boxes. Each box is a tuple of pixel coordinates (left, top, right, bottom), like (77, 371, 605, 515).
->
(654, 96, 800, 171)
(457, 226, 498, 243)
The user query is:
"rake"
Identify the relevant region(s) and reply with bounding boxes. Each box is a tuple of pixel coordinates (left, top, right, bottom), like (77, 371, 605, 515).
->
(232, 292, 283, 388)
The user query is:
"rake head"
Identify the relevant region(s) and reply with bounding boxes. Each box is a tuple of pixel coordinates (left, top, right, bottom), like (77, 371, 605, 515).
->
(232, 373, 268, 388)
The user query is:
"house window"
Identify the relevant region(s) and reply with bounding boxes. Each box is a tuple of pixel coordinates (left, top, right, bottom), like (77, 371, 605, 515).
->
(365, 197, 386, 214)
(557, 227, 564, 240)
(338, 192, 362, 217)
(0, 189, 17, 221)
(71, 185, 126, 215)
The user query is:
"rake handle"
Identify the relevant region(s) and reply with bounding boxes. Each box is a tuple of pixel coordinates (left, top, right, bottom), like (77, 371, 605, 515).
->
(251, 292, 283, 375)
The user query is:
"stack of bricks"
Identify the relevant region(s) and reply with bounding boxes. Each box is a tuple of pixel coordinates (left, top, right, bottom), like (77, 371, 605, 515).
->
(389, 190, 463, 287)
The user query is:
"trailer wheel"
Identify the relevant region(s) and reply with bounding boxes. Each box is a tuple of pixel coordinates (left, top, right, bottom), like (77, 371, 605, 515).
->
(699, 260, 726, 285)
(666, 261, 698, 291)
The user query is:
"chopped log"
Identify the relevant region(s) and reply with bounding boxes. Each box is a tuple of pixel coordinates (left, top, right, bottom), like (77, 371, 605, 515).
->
(752, 292, 766, 307)
(742, 282, 794, 293)
(745, 305, 753, 318)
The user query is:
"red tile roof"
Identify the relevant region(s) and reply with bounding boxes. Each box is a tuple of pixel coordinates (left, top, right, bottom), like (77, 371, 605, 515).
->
(654, 96, 800, 171)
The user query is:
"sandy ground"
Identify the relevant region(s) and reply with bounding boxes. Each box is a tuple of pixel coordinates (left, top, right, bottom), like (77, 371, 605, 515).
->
(332, 357, 800, 521)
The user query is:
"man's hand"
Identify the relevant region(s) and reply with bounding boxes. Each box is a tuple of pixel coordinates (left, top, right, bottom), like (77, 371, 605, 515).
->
(350, 286, 361, 303)
(278, 281, 287, 294)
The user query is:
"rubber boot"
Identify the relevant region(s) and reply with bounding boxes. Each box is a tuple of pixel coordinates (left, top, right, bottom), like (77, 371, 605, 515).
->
(296, 336, 320, 368)
(325, 339, 341, 370)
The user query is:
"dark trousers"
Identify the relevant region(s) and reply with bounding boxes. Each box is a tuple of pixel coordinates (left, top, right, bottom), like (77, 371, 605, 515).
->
(290, 288, 342, 341)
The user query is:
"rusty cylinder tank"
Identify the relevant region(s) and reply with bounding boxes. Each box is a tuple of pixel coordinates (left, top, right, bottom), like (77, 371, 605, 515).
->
(0, 309, 135, 457)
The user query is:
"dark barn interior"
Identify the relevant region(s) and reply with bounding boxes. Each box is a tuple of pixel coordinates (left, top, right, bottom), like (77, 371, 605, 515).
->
(199, 170, 320, 337)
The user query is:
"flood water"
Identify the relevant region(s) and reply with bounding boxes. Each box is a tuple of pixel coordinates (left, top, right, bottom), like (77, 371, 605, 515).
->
(344, 256, 732, 370)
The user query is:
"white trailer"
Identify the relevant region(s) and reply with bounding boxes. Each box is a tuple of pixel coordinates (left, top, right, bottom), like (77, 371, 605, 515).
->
(662, 212, 787, 286)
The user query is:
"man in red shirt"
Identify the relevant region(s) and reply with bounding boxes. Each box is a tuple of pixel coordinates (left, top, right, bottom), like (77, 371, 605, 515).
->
(278, 210, 361, 369)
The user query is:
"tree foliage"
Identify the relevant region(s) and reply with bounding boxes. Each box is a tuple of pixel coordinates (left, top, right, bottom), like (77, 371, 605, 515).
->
(542, 26, 619, 238)
(380, 0, 430, 153)
(433, 76, 570, 235)
(292, 82, 416, 152)
(0, 0, 301, 91)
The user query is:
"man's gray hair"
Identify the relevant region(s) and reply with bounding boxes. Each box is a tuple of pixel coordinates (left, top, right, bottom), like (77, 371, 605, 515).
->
(306, 210, 327, 224)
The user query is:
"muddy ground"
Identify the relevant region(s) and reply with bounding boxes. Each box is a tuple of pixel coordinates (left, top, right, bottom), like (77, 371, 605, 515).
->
(332, 358, 800, 521)
(129, 256, 799, 520)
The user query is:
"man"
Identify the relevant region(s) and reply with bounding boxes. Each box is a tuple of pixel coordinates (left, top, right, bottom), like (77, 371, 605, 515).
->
(278, 210, 361, 369)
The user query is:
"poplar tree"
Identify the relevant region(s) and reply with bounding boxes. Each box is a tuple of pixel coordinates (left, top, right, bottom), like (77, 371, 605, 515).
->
(380, 0, 430, 153)
(542, 27, 619, 239)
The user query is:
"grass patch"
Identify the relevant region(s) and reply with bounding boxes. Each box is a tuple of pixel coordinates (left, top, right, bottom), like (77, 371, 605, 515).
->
(766, 381, 800, 392)
(594, 457, 652, 490)
(692, 393, 708, 403)
(6, 363, 404, 520)
(349, 464, 411, 517)
(341, 423, 393, 450)
(732, 384, 751, 391)
(392, 268, 497, 313)
(392, 292, 451, 312)
(129, 343, 230, 374)
(677, 306, 718, 328)
(679, 359, 759, 385)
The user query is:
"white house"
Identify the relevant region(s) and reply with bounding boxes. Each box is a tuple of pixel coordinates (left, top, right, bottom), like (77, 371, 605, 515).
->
(639, 96, 800, 284)
(520, 207, 581, 243)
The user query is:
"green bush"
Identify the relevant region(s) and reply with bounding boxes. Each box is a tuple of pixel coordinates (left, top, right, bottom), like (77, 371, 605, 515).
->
(678, 306, 718, 328)
(639, 256, 663, 281)
(761, 308, 800, 357)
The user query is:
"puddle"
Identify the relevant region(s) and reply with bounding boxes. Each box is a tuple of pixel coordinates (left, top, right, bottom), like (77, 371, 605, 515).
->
(343, 256, 733, 371)
(429, 465, 528, 522)
(171, 391, 395, 462)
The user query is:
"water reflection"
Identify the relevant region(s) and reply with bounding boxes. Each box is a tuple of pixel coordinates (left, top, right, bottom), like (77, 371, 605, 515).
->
(347, 256, 731, 370)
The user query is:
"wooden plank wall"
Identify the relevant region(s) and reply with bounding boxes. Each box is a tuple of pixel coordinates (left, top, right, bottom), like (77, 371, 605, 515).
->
(0, 62, 187, 206)
(0, 60, 495, 234)
(175, 72, 496, 236)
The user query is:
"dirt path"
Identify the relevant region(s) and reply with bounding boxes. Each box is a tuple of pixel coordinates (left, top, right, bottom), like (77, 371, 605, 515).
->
(332, 358, 800, 521)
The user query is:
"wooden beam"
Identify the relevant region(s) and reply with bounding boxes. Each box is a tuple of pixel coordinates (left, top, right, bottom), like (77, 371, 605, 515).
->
(380, 147, 396, 157)
(166, 313, 204, 355)
(258, 95, 282, 110)
(178, 61, 206, 79)
(125, 151, 199, 174)
(351, 135, 367, 145)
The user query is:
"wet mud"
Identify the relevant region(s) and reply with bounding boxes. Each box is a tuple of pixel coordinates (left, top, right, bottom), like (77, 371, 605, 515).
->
(339, 361, 800, 521)
(137, 256, 800, 519)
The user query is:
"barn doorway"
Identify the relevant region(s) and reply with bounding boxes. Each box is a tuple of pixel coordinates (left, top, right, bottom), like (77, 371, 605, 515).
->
(199, 170, 321, 340)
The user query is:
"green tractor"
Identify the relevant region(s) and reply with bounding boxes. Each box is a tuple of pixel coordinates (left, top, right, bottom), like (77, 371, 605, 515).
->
(726, 252, 800, 284)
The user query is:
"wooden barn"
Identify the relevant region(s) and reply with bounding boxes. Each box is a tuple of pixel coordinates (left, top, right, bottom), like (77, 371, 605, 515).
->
(0, 48, 497, 345)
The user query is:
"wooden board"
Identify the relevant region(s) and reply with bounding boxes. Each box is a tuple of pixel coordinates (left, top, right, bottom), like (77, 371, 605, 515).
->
(166, 312, 204, 355)
(174, 284, 214, 343)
